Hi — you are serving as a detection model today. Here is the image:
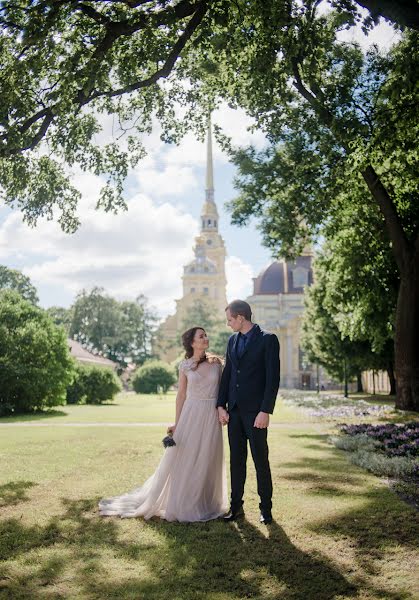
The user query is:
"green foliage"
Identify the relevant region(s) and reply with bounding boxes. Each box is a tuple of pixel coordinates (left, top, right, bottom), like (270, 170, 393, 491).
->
(69, 288, 156, 367)
(0, 290, 74, 415)
(0, 265, 39, 304)
(66, 363, 121, 405)
(46, 306, 73, 334)
(301, 247, 393, 382)
(132, 361, 176, 394)
(209, 328, 230, 357)
(179, 298, 229, 355)
(0, 0, 216, 231)
(179, 298, 224, 337)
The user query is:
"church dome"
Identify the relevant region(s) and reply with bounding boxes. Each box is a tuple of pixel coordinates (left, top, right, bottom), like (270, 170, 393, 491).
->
(253, 256, 313, 295)
(253, 262, 285, 294)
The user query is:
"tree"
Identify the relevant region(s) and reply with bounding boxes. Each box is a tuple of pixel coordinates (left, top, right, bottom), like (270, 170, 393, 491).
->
(70, 286, 122, 355)
(0, 290, 74, 414)
(0, 0, 215, 232)
(46, 306, 73, 334)
(301, 275, 374, 397)
(66, 363, 121, 404)
(177, 297, 229, 356)
(118, 295, 158, 365)
(69, 288, 156, 366)
(0, 265, 38, 304)
(189, 5, 418, 409)
(301, 235, 397, 395)
(2, 0, 417, 233)
(132, 360, 176, 394)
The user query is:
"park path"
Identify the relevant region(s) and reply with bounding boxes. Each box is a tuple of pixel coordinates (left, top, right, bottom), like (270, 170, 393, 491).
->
(0, 421, 315, 428)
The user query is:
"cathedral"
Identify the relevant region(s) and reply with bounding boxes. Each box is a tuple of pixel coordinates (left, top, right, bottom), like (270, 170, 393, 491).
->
(156, 119, 227, 362)
(157, 121, 317, 389)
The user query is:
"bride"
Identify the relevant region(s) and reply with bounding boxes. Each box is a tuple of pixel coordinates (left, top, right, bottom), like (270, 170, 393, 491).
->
(99, 326, 228, 522)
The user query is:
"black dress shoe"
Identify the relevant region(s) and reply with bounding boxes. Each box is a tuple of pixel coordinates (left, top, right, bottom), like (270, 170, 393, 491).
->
(223, 506, 245, 522)
(259, 511, 272, 524)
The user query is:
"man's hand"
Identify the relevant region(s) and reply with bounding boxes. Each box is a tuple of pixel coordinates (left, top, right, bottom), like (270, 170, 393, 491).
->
(217, 407, 229, 426)
(254, 411, 269, 429)
(167, 424, 176, 434)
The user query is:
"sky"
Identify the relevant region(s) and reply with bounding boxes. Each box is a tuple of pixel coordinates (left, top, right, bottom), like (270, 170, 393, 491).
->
(0, 13, 399, 320)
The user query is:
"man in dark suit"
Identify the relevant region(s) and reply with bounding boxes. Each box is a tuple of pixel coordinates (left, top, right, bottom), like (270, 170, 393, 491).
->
(217, 299, 280, 524)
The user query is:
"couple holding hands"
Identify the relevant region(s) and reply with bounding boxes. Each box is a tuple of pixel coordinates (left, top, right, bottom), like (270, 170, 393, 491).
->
(99, 299, 280, 525)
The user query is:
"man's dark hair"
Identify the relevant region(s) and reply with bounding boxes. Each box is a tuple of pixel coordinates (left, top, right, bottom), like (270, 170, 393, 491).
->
(226, 299, 252, 321)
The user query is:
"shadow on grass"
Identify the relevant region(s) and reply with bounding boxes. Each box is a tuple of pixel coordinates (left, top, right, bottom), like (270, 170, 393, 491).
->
(1, 494, 417, 599)
(0, 410, 68, 423)
(0, 481, 36, 508)
(310, 486, 419, 580)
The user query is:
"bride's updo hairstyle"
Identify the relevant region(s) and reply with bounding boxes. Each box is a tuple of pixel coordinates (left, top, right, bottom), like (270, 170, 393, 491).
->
(181, 327, 222, 370)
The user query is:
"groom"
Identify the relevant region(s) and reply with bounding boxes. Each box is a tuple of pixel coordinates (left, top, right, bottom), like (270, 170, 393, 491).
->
(217, 300, 280, 524)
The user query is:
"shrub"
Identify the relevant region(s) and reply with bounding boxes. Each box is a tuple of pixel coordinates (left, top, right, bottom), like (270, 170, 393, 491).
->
(132, 360, 176, 394)
(0, 290, 74, 415)
(66, 363, 121, 404)
(349, 451, 416, 479)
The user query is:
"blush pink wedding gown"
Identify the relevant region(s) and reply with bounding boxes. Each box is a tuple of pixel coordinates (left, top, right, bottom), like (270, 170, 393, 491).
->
(99, 358, 228, 522)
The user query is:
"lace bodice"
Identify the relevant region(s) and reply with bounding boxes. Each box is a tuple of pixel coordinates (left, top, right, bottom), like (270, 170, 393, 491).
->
(180, 358, 222, 401)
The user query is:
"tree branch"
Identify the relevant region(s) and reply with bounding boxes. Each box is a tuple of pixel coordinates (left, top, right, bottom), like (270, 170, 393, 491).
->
(0, 0, 209, 157)
(87, 0, 208, 101)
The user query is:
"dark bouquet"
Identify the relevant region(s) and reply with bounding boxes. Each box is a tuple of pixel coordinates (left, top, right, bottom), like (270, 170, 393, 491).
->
(162, 431, 176, 448)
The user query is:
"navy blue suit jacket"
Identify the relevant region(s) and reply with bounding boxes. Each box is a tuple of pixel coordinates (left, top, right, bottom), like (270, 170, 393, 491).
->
(216, 324, 280, 414)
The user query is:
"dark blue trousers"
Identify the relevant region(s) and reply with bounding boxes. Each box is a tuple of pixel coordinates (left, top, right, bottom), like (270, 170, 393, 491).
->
(228, 405, 273, 512)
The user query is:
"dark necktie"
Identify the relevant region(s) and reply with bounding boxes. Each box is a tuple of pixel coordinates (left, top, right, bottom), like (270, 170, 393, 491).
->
(237, 334, 247, 358)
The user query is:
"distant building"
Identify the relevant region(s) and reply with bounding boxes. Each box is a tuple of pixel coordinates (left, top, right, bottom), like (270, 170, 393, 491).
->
(247, 252, 319, 389)
(68, 339, 117, 369)
(157, 118, 227, 362)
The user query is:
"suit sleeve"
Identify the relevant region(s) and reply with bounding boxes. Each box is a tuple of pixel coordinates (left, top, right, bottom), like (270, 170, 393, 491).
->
(261, 334, 280, 414)
(217, 340, 232, 409)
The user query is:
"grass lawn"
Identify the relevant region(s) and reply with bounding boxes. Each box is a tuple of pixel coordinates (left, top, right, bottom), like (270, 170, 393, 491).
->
(0, 395, 418, 599)
(0, 392, 305, 425)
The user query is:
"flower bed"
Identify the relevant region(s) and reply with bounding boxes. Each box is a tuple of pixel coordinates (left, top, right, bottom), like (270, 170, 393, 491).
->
(331, 421, 419, 509)
(281, 390, 392, 419)
(340, 422, 419, 458)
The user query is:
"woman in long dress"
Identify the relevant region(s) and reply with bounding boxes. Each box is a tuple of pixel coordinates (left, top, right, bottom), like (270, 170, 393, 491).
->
(99, 326, 228, 522)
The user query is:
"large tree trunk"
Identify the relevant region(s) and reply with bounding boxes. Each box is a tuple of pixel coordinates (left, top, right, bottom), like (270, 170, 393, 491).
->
(394, 265, 419, 410)
(361, 165, 419, 411)
(387, 361, 397, 396)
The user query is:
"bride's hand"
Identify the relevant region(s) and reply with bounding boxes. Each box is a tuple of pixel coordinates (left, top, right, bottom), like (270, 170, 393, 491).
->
(167, 424, 176, 434)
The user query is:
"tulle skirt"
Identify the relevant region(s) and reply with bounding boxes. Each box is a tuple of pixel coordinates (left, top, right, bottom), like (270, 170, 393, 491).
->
(98, 397, 228, 522)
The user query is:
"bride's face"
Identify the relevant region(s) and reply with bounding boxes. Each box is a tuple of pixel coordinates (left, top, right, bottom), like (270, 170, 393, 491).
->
(192, 328, 209, 353)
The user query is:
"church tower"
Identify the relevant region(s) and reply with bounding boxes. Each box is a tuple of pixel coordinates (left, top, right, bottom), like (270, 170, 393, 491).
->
(181, 116, 227, 314)
(156, 117, 228, 361)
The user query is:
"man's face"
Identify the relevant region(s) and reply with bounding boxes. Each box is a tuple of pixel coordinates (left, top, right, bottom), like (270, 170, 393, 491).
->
(226, 309, 243, 332)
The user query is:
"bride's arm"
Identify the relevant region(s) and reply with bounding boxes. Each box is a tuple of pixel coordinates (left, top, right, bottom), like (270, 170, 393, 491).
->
(167, 369, 187, 433)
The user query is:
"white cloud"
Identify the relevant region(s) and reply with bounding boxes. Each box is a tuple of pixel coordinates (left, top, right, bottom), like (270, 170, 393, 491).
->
(133, 156, 199, 198)
(226, 256, 255, 302)
(0, 182, 198, 316)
